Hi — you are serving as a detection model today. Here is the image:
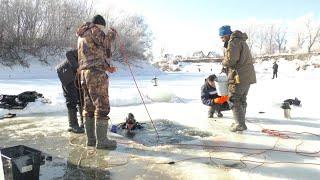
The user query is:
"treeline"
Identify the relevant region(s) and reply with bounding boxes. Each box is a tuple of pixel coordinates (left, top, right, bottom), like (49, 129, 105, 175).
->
(0, 0, 153, 66)
(109, 14, 153, 62)
(242, 16, 320, 56)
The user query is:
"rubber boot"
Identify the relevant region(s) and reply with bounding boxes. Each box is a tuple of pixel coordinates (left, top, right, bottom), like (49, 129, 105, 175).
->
(216, 111, 223, 118)
(242, 101, 247, 117)
(208, 106, 215, 118)
(229, 102, 247, 132)
(67, 108, 84, 133)
(215, 106, 223, 118)
(84, 117, 96, 147)
(232, 113, 247, 131)
(238, 111, 247, 131)
(238, 100, 248, 130)
(208, 112, 214, 118)
(96, 118, 117, 150)
(230, 123, 247, 132)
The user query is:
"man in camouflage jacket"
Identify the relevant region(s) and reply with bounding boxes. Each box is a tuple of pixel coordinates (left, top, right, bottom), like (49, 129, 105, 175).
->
(77, 15, 117, 149)
(219, 25, 256, 132)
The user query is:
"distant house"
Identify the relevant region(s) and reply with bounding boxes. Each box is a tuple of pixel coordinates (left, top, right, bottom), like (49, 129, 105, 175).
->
(192, 51, 205, 58)
(175, 55, 183, 60)
(207, 51, 221, 58)
(164, 54, 174, 61)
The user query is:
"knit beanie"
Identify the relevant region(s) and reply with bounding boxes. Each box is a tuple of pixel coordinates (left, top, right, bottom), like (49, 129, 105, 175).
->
(92, 15, 106, 26)
(219, 25, 232, 36)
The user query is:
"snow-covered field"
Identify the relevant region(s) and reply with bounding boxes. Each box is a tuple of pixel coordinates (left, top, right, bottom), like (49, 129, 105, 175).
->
(1, 57, 320, 179)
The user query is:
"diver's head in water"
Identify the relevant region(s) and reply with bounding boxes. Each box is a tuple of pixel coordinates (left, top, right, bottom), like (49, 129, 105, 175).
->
(126, 113, 136, 131)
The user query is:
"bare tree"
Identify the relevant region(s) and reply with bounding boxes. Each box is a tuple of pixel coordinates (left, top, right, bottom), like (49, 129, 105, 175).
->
(296, 32, 305, 50)
(255, 25, 267, 55)
(305, 18, 320, 53)
(0, 0, 92, 66)
(243, 25, 256, 52)
(0, 0, 152, 65)
(111, 14, 153, 61)
(274, 25, 287, 53)
(265, 24, 276, 54)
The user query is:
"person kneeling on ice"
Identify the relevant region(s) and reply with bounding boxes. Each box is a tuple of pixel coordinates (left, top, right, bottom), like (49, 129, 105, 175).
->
(119, 113, 143, 132)
(201, 74, 229, 118)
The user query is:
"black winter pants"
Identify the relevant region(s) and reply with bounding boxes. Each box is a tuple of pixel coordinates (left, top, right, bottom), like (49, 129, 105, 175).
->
(62, 82, 82, 110)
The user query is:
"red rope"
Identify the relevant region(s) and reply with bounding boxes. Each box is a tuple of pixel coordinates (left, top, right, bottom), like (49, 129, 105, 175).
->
(261, 129, 290, 139)
(116, 33, 160, 141)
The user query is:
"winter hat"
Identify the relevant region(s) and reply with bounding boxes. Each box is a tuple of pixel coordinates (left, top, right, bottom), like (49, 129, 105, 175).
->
(219, 25, 232, 36)
(207, 74, 217, 81)
(92, 15, 106, 27)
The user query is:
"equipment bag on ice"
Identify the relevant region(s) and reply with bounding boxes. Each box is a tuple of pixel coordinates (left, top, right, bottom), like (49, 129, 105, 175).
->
(0, 91, 49, 110)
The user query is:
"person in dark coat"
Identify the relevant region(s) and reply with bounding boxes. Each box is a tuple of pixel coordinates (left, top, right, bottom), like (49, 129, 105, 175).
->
(201, 74, 224, 118)
(272, 61, 278, 79)
(56, 49, 84, 133)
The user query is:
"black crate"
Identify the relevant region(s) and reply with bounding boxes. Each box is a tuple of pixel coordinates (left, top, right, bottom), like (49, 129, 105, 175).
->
(1, 145, 44, 180)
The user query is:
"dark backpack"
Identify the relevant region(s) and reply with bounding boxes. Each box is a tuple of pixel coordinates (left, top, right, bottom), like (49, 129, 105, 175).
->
(284, 97, 301, 106)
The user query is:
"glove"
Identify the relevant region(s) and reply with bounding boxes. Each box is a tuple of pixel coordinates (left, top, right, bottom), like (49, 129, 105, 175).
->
(106, 66, 117, 73)
(213, 96, 229, 104)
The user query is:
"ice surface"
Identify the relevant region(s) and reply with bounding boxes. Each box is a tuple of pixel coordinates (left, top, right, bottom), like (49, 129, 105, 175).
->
(1, 58, 320, 179)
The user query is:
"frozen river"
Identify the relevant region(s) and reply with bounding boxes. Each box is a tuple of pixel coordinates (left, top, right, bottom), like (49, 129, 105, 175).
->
(1, 62, 320, 179)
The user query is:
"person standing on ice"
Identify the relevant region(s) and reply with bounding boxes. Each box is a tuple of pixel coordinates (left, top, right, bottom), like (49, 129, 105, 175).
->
(201, 74, 224, 118)
(77, 15, 117, 149)
(56, 49, 84, 134)
(219, 25, 256, 132)
(272, 61, 278, 79)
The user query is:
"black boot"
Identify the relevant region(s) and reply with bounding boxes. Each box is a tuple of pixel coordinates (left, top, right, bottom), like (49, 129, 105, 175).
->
(215, 106, 223, 118)
(208, 112, 214, 118)
(216, 111, 223, 118)
(68, 108, 84, 134)
(208, 106, 215, 118)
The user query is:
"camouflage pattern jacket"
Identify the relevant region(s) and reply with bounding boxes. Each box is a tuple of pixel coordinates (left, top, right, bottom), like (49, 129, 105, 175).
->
(222, 30, 256, 85)
(76, 22, 115, 71)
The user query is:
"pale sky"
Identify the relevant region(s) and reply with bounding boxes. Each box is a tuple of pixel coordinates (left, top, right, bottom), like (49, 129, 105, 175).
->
(94, 0, 320, 57)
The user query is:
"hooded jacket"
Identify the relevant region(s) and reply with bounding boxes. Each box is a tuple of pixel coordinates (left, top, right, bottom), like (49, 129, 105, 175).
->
(56, 49, 78, 86)
(222, 30, 256, 85)
(76, 22, 112, 71)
